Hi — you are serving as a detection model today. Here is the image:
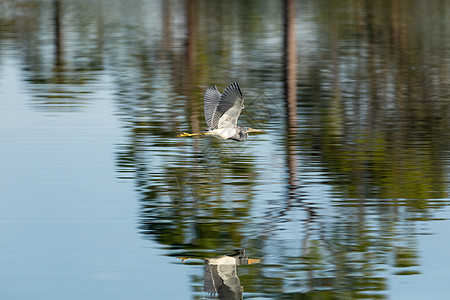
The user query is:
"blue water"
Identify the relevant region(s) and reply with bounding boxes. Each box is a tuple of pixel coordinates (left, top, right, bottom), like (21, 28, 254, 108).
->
(1, 0, 450, 299)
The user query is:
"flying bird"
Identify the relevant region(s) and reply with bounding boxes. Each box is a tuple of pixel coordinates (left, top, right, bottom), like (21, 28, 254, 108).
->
(177, 249, 261, 299)
(176, 82, 263, 142)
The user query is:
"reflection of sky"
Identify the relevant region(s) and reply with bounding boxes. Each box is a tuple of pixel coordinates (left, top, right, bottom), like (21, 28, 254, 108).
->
(0, 60, 192, 299)
(392, 206, 450, 299)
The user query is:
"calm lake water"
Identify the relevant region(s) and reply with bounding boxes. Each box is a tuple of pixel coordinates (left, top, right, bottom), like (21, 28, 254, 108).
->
(1, 0, 450, 299)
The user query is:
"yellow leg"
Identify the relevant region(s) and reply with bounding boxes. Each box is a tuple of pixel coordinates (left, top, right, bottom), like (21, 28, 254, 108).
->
(177, 257, 200, 263)
(176, 132, 209, 138)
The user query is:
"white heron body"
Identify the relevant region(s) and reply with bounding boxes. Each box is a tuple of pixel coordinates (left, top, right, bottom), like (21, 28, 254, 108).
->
(177, 249, 261, 299)
(206, 255, 238, 265)
(208, 127, 237, 140)
(176, 82, 263, 141)
(204, 82, 249, 141)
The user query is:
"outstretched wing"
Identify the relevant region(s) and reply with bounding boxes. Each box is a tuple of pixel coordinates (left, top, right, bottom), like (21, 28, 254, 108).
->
(210, 82, 244, 129)
(204, 264, 219, 294)
(203, 85, 221, 128)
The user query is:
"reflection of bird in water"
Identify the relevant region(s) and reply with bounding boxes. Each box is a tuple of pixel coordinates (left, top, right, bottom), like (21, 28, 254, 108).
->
(178, 249, 261, 300)
(176, 82, 264, 142)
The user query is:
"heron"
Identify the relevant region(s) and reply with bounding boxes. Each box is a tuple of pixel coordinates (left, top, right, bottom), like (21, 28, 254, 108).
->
(177, 249, 261, 298)
(176, 82, 264, 142)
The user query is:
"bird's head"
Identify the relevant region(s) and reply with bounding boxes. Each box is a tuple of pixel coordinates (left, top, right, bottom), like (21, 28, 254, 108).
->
(229, 127, 248, 142)
(229, 127, 265, 142)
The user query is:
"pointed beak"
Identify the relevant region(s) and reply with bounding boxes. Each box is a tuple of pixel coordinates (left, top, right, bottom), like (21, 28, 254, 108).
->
(248, 128, 265, 134)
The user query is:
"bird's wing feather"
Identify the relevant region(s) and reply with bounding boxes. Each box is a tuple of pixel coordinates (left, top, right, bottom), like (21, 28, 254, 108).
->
(203, 85, 221, 128)
(204, 264, 219, 294)
(211, 82, 244, 129)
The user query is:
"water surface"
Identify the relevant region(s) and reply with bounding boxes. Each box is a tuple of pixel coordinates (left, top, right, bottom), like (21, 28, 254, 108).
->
(1, 0, 450, 299)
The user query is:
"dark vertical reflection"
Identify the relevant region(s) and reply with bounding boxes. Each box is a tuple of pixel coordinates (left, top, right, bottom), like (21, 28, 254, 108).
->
(184, 0, 200, 135)
(162, 1, 172, 48)
(185, 0, 196, 73)
(283, 0, 298, 136)
(283, 0, 322, 294)
(53, 0, 63, 68)
(283, 0, 299, 204)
